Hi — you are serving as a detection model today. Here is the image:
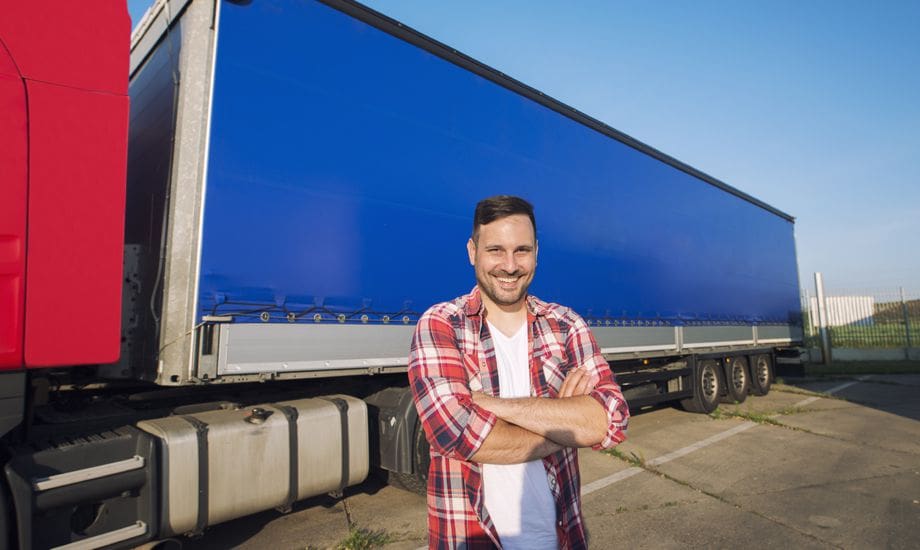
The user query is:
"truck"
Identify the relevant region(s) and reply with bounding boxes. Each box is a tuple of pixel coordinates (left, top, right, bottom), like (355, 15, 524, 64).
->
(0, 0, 803, 547)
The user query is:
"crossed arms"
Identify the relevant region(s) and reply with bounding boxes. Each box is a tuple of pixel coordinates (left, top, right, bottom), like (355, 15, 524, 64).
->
(408, 309, 628, 466)
(469, 368, 607, 463)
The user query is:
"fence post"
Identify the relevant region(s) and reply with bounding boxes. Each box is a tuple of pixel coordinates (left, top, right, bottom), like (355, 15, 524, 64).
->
(814, 272, 832, 364)
(901, 287, 913, 356)
(802, 288, 812, 341)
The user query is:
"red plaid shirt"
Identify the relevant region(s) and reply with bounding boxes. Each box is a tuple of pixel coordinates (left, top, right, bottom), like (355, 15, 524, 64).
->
(409, 287, 629, 549)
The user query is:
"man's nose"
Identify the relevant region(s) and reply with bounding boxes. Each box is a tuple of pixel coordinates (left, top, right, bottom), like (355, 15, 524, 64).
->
(499, 251, 517, 272)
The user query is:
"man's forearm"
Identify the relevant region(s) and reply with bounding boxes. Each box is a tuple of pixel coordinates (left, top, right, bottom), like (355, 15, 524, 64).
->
(477, 394, 608, 448)
(469, 418, 564, 464)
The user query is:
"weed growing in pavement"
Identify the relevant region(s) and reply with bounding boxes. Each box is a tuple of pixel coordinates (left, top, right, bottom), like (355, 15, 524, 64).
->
(603, 447, 645, 467)
(712, 399, 831, 424)
(772, 384, 824, 396)
(611, 500, 684, 515)
(709, 407, 784, 426)
(334, 526, 392, 550)
(776, 405, 821, 416)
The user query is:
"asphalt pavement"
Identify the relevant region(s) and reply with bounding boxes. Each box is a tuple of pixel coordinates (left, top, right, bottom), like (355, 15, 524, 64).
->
(179, 374, 920, 549)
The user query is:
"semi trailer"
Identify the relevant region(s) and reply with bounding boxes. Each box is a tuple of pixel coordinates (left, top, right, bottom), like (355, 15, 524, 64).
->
(0, 0, 802, 547)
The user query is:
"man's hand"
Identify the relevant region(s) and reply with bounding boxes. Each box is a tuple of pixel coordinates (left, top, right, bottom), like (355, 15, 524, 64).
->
(558, 368, 599, 398)
(471, 367, 597, 407)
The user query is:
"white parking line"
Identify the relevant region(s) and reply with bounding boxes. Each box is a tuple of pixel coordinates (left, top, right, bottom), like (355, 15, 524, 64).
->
(645, 421, 757, 467)
(581, 466, 644, 495)
(583, 421, 757, 496)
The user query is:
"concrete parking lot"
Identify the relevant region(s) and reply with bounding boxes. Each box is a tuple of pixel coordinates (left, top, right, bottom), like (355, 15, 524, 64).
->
(182, 374, 920, 549)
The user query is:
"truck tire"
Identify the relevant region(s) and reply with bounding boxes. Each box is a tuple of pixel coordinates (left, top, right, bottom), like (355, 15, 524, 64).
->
(721, 356, 750, 403)
(680, 359, 721, 414)
(387, 419, 429, 496)
(750, 354, 774, 396)
(0, 477, 11, 550)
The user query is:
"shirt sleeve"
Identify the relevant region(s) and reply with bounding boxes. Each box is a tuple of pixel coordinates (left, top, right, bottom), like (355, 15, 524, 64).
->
(408, 309, 497, 461)
(565, 314, 629, 450)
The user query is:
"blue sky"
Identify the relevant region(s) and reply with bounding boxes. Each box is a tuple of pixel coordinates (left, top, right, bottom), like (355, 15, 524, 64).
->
(128, 0, 920, 291)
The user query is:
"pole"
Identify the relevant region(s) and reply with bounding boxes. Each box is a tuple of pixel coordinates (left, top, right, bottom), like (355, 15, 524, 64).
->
(815, 272, 832, 364)
(901, 287, 912, 355)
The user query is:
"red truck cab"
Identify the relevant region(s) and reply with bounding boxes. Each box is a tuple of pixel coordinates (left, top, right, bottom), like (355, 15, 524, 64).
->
(0, 2, 130, 371)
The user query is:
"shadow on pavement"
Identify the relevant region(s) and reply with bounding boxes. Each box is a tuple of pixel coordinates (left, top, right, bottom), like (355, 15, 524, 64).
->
(781, 371, 920, 421)
(178, 473, 392, 549)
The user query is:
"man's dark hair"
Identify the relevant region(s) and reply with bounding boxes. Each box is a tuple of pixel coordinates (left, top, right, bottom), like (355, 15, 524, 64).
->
(471, 195, 536, 243)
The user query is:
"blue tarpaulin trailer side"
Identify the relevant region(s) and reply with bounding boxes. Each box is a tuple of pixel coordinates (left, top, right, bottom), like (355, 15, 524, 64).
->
(197, 0, 799, 327)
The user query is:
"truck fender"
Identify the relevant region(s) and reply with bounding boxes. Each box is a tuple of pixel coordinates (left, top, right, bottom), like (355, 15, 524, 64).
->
(364, 386, 420, 475)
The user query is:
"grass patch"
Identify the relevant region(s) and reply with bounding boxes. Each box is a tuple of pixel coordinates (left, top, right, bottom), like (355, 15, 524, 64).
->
(804, 361, 920, 376)
(334, 526, 393, 550)
(824, 322, 920, 347)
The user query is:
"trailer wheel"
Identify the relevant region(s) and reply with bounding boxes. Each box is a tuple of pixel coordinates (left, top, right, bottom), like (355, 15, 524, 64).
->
(721, 356, 749, 403)
(750, 354, 773, 396)
(387, 419, 429, 496)
(680, 359, 721, 414)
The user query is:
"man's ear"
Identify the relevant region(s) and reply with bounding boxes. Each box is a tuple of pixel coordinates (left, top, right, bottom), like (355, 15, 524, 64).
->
(534, 239, 539, 266)
(467, 238, 476, 266)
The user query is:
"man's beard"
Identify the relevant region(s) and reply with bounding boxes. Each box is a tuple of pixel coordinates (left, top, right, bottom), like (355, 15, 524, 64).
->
(476, 270, 530, 307)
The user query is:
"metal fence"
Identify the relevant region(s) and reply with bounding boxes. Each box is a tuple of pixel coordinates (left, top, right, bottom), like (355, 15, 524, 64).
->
(802, 285, 919, 349)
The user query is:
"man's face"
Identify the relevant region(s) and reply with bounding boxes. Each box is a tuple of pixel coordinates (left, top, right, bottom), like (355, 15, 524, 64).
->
(467, 214, 538, 311)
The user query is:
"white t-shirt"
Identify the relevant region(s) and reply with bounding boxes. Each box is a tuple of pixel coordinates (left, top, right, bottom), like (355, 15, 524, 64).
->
(482, 321, 558, 550)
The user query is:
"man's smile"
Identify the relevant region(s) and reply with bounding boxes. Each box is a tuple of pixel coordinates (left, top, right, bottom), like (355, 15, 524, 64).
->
(493, 273, 523, 287)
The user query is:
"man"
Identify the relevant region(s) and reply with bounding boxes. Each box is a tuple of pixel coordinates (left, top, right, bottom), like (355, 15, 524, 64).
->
(408, 195, 629, 549)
